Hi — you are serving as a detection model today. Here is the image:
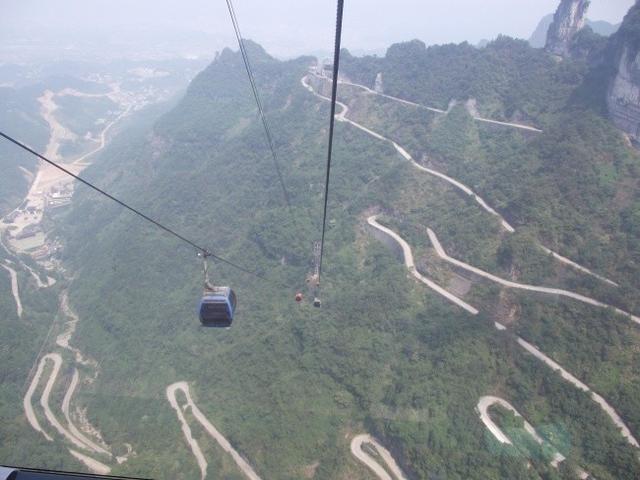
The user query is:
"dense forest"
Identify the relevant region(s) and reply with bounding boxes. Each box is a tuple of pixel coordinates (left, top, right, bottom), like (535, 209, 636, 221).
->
(0, 85, 48, 213)
(2, 9, 640, 480)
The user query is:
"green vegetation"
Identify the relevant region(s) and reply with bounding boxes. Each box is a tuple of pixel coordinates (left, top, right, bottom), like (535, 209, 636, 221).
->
(2, 28, 640, 480)
(0, 86, 48, 214)
(341, 36, 588, 124)
(55, 95, 119, 138)
(0, 249, 83, 473)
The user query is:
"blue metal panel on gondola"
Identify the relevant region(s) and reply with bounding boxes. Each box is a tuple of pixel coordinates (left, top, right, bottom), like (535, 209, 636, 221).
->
(198, 287, 236, 328)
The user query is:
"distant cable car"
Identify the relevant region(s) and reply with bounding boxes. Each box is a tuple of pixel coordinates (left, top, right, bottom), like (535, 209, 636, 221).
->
(198, 253, 236, 328)
(199, 287, 236, 328)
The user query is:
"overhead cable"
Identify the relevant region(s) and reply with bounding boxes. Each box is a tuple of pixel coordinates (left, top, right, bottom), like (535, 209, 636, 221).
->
(0, 131, 268, 281)
(224, 0, 294, 210)
(317, 0, 345, 286)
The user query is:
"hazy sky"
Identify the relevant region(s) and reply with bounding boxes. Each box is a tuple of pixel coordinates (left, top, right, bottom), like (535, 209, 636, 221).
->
(1, 0, 636, 58)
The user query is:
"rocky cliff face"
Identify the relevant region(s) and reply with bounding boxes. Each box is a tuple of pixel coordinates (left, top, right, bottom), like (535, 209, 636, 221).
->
(608, 47, 640, 139)
(607, 3, 640, 140)
(545, 0, 590, 57)
(374, 72, 384, 93)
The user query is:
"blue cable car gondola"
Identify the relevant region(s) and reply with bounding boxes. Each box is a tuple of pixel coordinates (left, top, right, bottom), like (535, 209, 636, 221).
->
(199, 286, 237, 328)
(198, 253, 237, 328)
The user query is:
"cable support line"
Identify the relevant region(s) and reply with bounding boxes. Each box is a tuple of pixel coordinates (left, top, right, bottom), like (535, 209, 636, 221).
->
(318, 0, 345, 286)
(224, 0, 293, 210)
(0, 130, 268, 281)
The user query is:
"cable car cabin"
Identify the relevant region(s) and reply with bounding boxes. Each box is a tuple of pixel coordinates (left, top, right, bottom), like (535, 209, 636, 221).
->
(199, 287, 237, 328)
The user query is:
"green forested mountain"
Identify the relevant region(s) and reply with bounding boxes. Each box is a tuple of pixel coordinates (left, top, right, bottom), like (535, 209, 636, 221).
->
(529, 14, 620, 48)
(4, 25, 640, 480)
(341, 34, 640, 300)
(0, 85, 49, 213)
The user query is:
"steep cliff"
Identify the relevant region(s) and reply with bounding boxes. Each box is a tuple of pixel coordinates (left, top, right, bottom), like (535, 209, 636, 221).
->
(530, 13, 619, 48)
(545, 0, 590, 57)
(607, 2, 640, 140)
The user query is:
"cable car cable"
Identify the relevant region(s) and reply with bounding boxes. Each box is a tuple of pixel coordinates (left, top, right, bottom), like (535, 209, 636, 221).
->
(317, 0, 345, 287)
(224, 0, 311, 289)
(0, 130, 270, 282)
(224, 0, 293, 211)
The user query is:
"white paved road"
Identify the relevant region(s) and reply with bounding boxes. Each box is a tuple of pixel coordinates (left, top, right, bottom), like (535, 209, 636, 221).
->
(477, 396, 589, 478)
(350, 434, 409, 480)
(62, 368, 111, 456)
(332, 74, 542, 132)
(68, 449, 111, 476)
(303, 73, 618, 288)
(426, 227, 640, 325)
(166, 381, 262, 480)
(23, 354, 54, 442)
(1, 263, 23, 318)
(367, 215, 479, 315)
(515, 336, 640, 448)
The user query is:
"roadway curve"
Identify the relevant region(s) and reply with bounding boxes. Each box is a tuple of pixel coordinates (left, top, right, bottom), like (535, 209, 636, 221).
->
(73, 104, 132, 165)
(367, 215, 479, 315)
(68, 449, 111, 476)
(513, 335, 640, 448)
(1, 262, 23, 318)
(304, 72, 638, 471)
(426, 227, 640, 325)
(350, 434, 409, 480)
(23, 354, 54, 442)
(367, 217, 639, 448)
(477, 396, 589, 478)
(303, 73, 618, 288)
(23, 352, 114, 473)
(56, 291, 98, 368)
(166, 381, 262, 480)
(28, 353, 100, 452)
(333, 75, 542, 133)
(61, 369, 111, 456)
(22, 262, 55, 288)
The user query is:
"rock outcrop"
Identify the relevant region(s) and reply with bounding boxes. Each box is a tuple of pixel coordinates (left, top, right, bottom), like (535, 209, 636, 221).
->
(608, 47, 640, 139)
(607, 3, 640, 140)
(374, 72, 384, 93)
(545, 0, 590, 57)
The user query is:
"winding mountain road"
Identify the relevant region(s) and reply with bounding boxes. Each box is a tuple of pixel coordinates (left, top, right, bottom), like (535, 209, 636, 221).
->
(22, 262, 55, 288)
(5, 82, 137, 475)
(303, 74, 617, 287)
(367, 215, 639, 449)
(2, 263, 23, 318)
(73, 104, 132, 165)
(477, 396, 589, 478)
(68, 449, 111, 476)
(56, 291, 98, 367)
(23, 354, 54, 442)
(23, 352, 114, 472)
(166, 382, 262, 480)
(513, 335, 640, 448)
(367, 215, 479, 314)
(62, 369, 111, 456)
(537, 245, 618, 287)
(22, 290, 117, 472)
(35, 353, 97, 452)
(331, 74, 542, 133)
(350, 434, 409, 480)
(426, 227, 639, 325)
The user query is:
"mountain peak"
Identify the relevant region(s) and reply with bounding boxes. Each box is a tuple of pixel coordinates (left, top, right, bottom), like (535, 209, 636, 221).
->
(607, 2, 640, 140)
(545, 0, 590, 57)
(217, 39, 274, 64)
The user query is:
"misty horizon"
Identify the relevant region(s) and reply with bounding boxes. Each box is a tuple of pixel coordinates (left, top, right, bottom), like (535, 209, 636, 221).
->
(1, 0, 635, 61)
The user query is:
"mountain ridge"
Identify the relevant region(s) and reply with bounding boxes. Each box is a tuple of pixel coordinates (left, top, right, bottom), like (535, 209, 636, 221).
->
(40, 35, 640, 479)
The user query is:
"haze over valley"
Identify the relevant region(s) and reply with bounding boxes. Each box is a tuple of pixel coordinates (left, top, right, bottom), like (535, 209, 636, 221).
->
(2, 1, 640, 479)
